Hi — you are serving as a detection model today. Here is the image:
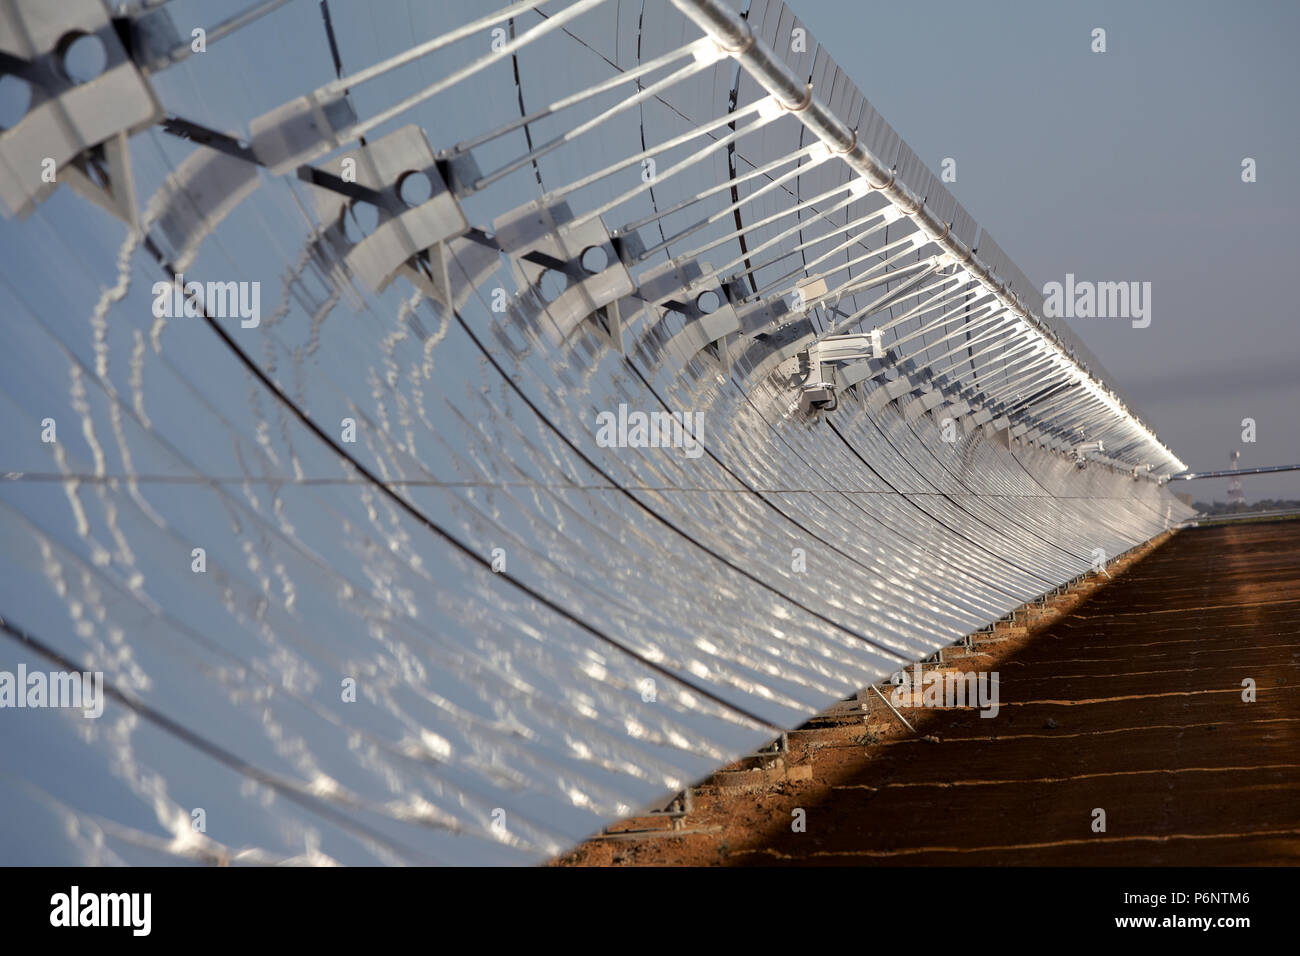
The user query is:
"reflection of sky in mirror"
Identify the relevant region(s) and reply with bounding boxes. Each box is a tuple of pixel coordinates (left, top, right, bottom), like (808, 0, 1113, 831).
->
(0, 0, 1193, 864)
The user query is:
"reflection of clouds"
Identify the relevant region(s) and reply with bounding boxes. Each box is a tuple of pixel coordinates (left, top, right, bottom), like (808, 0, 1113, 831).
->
(37, 775, 339, 865)
(8, 482, 557, 858)
(365, 343, 884, 704)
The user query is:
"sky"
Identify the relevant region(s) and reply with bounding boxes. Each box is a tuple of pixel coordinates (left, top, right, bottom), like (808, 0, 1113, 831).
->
(791, 0, 1300, 500)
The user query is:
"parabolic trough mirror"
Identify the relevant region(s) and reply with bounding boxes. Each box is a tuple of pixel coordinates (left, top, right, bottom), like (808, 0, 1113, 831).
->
(0, 0, 1192, 865)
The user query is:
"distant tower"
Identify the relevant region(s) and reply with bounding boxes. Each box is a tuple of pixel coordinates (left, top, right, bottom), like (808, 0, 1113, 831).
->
(1227, 449, 1245, 506)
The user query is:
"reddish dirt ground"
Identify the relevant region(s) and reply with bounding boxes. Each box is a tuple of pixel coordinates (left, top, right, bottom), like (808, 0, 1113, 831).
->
(556, 520, 1300, 866)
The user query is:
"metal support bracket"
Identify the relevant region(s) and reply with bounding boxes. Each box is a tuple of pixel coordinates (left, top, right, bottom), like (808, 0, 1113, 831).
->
(494, 199, 633, 342)
(0, 0, 163, 224)
(304, 124, 469, 295)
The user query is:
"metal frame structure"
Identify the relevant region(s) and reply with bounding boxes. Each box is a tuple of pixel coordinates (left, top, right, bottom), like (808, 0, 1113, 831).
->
(0, 0, 1194, 865)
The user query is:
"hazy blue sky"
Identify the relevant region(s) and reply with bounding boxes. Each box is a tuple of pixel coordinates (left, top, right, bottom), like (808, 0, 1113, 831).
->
(792, 0, 1299, 499)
